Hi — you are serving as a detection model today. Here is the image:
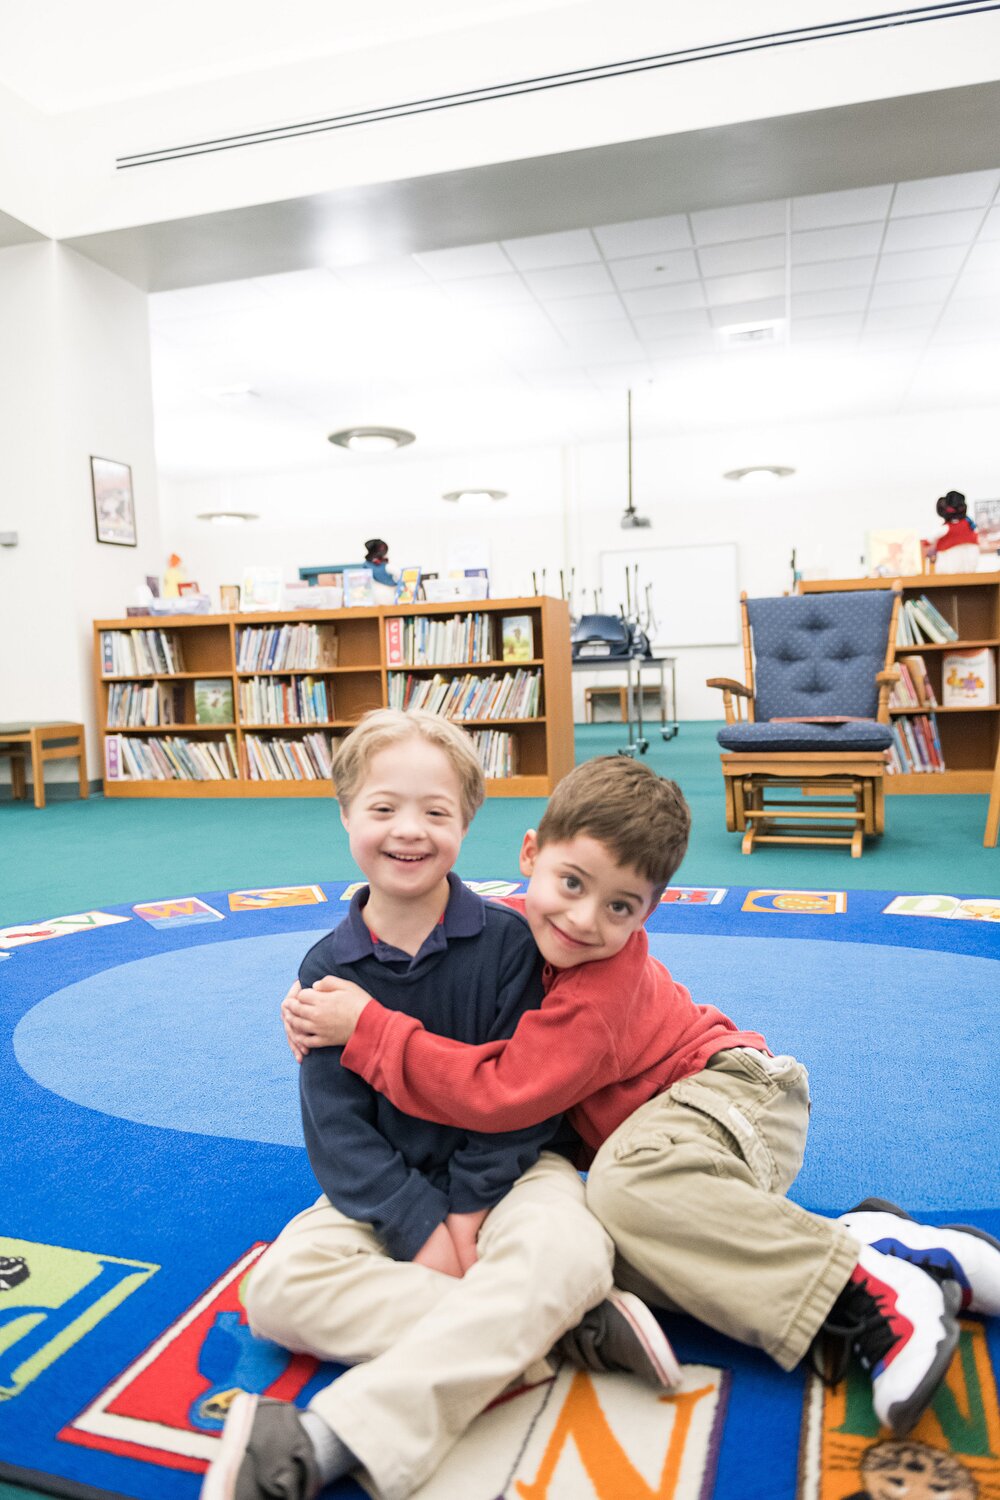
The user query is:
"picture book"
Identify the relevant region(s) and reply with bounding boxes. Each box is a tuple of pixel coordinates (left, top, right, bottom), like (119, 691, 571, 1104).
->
(194, 679, 235, 724)
(501, 614, 534, 661)
(974, 498, 1000, 552)
(866, 529, 923, 578)
(240, 567, 283, 611)
(394, 566, 422, 604)
(343, 569, 375, 607)
(942, 648, 996, 707)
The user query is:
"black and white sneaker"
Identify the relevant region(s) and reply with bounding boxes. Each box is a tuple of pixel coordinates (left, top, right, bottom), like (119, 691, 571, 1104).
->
(557, 1288, 683, 1390)
(818, 1244, 960, 1436)
(840, 1197, 1000, 1317)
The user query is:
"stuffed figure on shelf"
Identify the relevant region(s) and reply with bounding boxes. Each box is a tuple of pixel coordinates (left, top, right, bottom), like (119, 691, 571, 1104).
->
(922, 491, 979, 575)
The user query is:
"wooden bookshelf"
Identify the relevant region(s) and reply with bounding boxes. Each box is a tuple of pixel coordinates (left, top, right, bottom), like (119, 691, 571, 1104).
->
(799, 573, 999, 793)
(93, 597, 573, 799)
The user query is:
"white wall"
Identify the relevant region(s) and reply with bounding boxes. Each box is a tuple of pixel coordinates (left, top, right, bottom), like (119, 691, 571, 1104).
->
(0, 242, 162, 784)
(160, 402, 999, 721)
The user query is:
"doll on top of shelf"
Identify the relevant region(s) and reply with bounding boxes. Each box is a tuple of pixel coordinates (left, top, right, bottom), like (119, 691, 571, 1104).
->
(922, 491, 980, 575)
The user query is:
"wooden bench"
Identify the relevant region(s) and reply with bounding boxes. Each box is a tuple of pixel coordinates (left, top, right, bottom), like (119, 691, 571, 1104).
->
(584, 685, 629, 723)
(0, 722, 88, 809)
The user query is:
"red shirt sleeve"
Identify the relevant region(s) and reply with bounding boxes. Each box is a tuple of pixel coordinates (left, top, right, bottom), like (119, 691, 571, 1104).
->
(341, 982, 619, 1131)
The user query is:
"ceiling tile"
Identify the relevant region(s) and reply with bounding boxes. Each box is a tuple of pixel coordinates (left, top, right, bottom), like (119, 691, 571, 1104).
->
(631, 309, 713, 340)
(951, 268, 1000, 301)
(441, 275, 536, 307)
(791, 286, 869, 318)
(892, 170, 1000, 217)
(646, 334, 717, 362)
(606, 249, 700, 293)
(963, 241, 1000, 275)
(500, 229, 600, 270)
(586, 362, 656, 391)
(544, 294, 629, 327)
(791, 184, 892, 230)
(415, 242, 511, 279)
(150, 280, 275, 322)
(522, 263, 614, 298)
(696, 236, 786, 278)
(592, 214, 692, 259)
(791, 257, 876, 292)
(792, 223, 885, 263)
(622, 282, 707, 316)
(865, 305, 939, 330)
(559, 324, 646, 360)
(690, 199, 786, 245)
(980, 205, 1000, 242)
(334, 258, 433, 290)
(792, 313, 863, 341)
(867, 277, 954, 310)
(880, 210, 984, 254)
(709, 297, 786, 329)
(876, 246, 966, 282)
(705, 269, 786, 308)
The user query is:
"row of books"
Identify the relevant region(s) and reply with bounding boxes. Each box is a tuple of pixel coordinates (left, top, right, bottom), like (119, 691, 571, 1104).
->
(889, 654, 937, 709)
(896, 595, 959, 646)
(387, 669, 542, 720)
(101, 629, 185, 676)
(236, 624, 339, 672)
(106, 682, 185, 728)
(104, 733, 238, 781)
(887, 714, 946, 774)
(238, 677, 331, 725)
(244, 732, 334, 781)
(386, 613, 496, 666)
(469, 730, 518, 779)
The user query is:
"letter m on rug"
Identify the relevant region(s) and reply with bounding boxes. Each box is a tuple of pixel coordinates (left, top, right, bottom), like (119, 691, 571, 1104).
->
(0, 1236, 157, 1400)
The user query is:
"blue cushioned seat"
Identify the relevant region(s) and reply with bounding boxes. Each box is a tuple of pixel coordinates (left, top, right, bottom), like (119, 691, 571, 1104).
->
(717, 720, 893, 752)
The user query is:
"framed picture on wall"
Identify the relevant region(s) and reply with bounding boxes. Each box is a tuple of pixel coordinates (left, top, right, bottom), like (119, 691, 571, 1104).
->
(91, 456, 137, 547)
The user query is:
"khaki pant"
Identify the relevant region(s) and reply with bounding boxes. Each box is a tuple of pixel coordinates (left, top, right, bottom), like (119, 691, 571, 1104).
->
(244, 1152, 613, 1500)
(586, 1049, 860, 1370)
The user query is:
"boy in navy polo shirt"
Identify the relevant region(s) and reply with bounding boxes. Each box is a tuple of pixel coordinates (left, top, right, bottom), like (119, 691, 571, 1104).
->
(202, 710, 676, 1500)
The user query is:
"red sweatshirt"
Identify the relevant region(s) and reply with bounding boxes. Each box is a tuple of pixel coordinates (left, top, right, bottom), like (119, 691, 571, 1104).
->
(340, 896, 768, 1153)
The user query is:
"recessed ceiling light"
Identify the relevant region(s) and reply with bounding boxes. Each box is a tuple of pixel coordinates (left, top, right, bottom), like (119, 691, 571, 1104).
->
(723, 466, 796, 484)
(327, 426, 416, 453)
(196, 511, 260, 525)
(717, 320, 786, 350)
(441, 489, 507, 502)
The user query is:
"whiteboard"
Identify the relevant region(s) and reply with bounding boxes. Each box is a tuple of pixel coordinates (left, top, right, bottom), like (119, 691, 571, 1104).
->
(599, 543, 740, 648)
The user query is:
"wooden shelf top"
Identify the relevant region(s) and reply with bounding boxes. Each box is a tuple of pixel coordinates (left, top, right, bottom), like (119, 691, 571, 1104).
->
(388, 659, 543, 670)
(235, 665, 369, 675)
(891, 703, 999, 714)
(101, 671, 233, 681)
(800, 572, 996, 591)
(108, 723, 238, 732)
(96, 597, 556, 630)
(896, 639, 1000, 651)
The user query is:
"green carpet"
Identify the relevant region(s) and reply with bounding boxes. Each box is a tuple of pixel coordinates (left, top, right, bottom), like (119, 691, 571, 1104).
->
(1, 722, 997, 929)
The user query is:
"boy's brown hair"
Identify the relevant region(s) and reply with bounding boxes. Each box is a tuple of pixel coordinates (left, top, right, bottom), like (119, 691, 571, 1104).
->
(536, 756, 690, 890)
(332, 708, 485, 825)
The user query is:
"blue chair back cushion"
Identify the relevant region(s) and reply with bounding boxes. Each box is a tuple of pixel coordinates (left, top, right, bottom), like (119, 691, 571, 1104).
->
(746, 590, 895, 722)
(717, 720, 893, 752)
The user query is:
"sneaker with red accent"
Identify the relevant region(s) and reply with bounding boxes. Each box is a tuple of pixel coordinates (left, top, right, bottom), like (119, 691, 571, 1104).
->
(839, 1198, 1000, 1317)
(556, 1288, 683, 1390)
(819, 1243, 961, 1435)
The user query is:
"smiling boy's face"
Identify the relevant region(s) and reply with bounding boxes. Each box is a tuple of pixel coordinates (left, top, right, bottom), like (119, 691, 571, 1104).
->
(341, 739, 466, 904)
(518, 830, 656, 969)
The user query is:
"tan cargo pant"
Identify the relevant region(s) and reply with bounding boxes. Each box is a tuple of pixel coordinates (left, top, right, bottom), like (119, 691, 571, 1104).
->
(244, 1152, 614, 1500)
(586, 1048, 860, 1370)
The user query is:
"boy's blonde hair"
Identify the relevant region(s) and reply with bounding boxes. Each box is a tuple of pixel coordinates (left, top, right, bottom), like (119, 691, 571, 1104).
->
(536, 756, 690, 890)
(332, 708, 485, 826)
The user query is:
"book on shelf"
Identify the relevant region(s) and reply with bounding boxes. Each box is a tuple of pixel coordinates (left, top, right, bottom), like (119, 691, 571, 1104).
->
(194, 679, 235, 724)
(468, 729, 517, 779)
(867, 529, 923, 578)
(915, 594, 959, 640)
(106, 681, 186, 728)
(394, 567, 422, 604)
(105, 734, 239, 782)
(100, 628, 185, 676)
(238, 676, 331, 724)
(388, 668, 540, 719)
(974, 498, 1000, 552)
(501, 614, 534, 662)
(243, 731, 334, 781)
(942, 647, 996, 707)
(344, 569, 375, 607)
(900, 597, 959, 645)
(236, 623, 338, 671)
(887, 713, 945, 774)
(386, 617, 405, 667)
(890, 655, 937, 710)
(240, 567, 284, 611)
(388, 612, 494, 666)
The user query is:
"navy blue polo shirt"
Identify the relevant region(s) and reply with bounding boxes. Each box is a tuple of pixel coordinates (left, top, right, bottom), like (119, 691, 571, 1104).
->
(297, 874, 563, 1261)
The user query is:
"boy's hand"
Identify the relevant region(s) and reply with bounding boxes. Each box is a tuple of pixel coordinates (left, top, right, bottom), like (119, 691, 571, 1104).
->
(282, 976, 372, 1054)
(281, 980, 308, 1062)
(412, 1222, 463, 1279)
(445, 1209, 489, 1275)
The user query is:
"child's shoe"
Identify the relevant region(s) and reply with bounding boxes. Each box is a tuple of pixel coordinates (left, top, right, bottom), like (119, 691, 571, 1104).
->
(840, 1197, 1000, 1316)
(818, 1243, 960, 1436)
(556, 1288, 683, 1389)
(200, 1394, 319, 1500)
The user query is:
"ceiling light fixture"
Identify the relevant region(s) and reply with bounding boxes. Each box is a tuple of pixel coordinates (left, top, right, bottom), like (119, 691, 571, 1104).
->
(327, 426, 416, 453)
(621, 389, 651, 530)
(196, 511, 260, 525)
(723, 465, 796, 484)
(441, 489, 507, 503)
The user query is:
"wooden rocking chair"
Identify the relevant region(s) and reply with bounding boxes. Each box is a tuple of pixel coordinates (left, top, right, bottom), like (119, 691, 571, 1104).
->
(707, 589, 901, 857)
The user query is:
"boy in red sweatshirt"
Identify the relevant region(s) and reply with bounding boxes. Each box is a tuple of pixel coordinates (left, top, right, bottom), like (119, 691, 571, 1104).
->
(284, 754, 1000, 1439)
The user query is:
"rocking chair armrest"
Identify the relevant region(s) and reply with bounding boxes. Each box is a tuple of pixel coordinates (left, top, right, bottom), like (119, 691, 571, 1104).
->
(705, 677, 752, 697)
(875, 668, 901, 685)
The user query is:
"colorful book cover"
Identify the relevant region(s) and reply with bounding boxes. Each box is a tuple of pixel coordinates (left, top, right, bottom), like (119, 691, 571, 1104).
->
(385, 617, 405, 666)
(343, 569, 375, 607)
(394, 567, 422, 604)
(943, 648, 995, 706)
(194, 680, 235, 725)
(501, 614, 534, 662)
(867, 529, 922, 578)
(105, 734, 122, 780)
(974, 498, 1000, 551)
